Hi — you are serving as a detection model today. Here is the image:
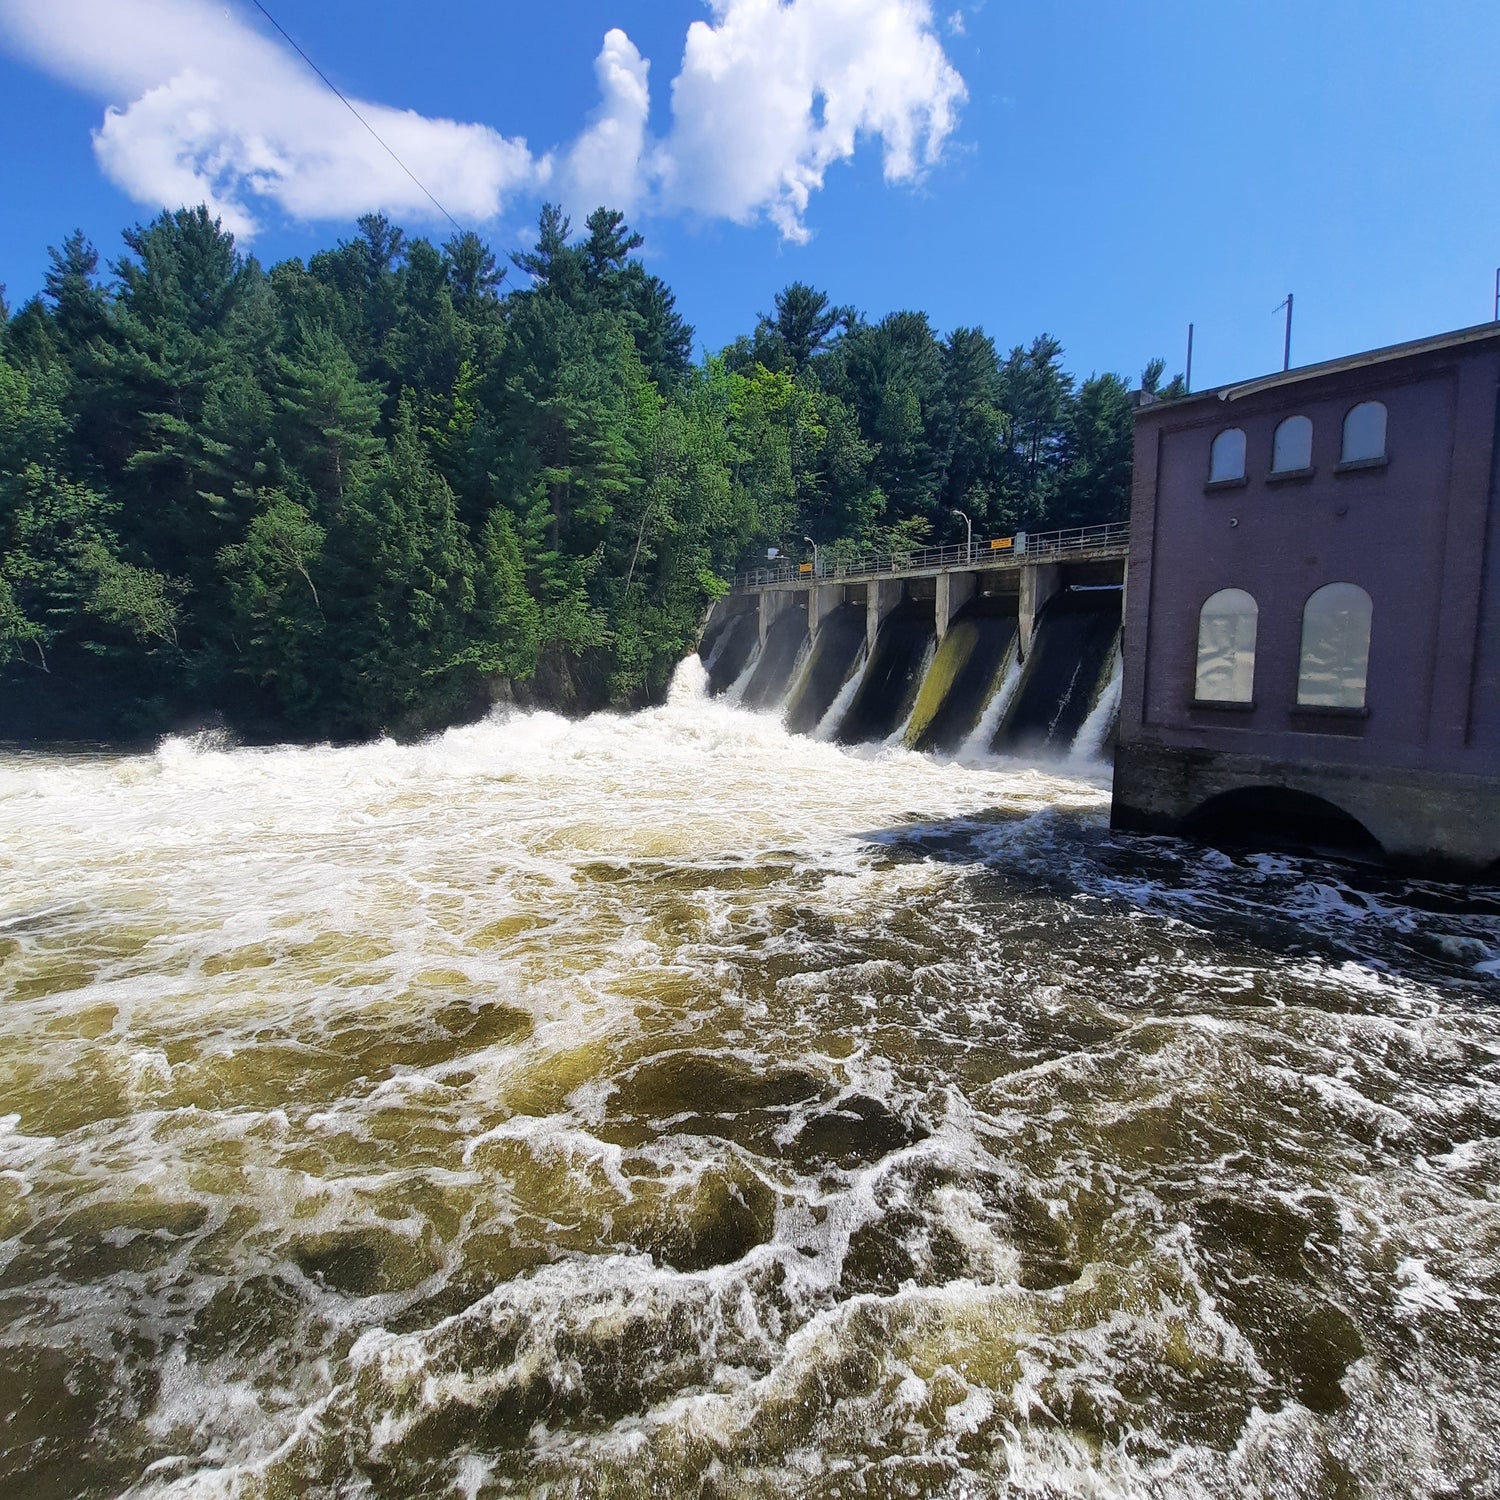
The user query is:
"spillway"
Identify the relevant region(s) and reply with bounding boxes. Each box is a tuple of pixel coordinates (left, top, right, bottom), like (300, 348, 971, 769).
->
(740, 607, 809, 711)
(994, 587, 1123, 755)
(836, 600, 936, 745)
(783, 602, 866, 735)
(702, 609, 759, 695)
(904, 596, 1020, 753)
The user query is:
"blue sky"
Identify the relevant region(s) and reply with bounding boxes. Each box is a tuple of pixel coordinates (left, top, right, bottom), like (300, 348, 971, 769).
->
(2, 0, 1498, 392)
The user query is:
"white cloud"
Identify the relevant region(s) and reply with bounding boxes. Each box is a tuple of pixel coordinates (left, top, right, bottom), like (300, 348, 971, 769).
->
(563, 29, 653, 219)
(0, 0, 965, 246)
(0, 0, 538, 239)
(655, 0, 967, 242)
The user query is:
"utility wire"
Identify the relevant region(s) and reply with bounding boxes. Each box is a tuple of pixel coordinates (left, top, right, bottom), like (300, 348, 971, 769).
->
(248, 0, 464, 233)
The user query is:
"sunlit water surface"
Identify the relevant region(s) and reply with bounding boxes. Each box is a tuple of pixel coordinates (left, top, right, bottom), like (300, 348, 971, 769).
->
(2, 660, 1498, 1499)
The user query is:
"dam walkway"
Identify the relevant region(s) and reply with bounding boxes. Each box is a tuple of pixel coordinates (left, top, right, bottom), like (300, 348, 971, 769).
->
(731, 521, 1129, 592)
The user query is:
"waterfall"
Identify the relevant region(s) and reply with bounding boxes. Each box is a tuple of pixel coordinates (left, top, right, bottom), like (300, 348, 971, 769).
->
(669, 654, 711, 703)
(885, 638, 936, 747)
(777, 634, 814, 714)
(743, 609, 811, 711)
(1068, 645, 1123, 767)
(724, 640, 762, 704)
(992, 587, 1122, 754)
(702, 624, 732, 675)
(813, 648, 868, 741)
(957, 643, 1021, 762)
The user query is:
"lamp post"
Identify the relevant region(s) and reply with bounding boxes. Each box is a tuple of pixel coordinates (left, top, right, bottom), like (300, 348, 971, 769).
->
(950, 507, 972, 562)
(802, 535, 820, 578)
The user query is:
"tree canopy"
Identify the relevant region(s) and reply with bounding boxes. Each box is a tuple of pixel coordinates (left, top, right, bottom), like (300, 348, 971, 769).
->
(1, 202, 1174, 741)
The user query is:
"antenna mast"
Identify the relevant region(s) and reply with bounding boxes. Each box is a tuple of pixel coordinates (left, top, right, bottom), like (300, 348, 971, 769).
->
(1275, 293, 1294, 371)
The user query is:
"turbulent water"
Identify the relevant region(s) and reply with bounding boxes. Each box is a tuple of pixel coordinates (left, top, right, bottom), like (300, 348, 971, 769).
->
(2, 660, 1499, 1500)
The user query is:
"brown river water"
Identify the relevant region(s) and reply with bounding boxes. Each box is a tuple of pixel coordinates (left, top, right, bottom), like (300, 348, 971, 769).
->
(1, 659, 1498, 1498)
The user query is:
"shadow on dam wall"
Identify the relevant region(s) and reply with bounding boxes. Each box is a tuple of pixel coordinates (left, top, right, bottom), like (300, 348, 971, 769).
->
(906, 597, 1019, 753)
(784, 604, 866, 736)
(741, 609, 809, 711)
(995, 587, 1122, 754)
(837, 600, 936, 745)
(702, 610, 759, 696)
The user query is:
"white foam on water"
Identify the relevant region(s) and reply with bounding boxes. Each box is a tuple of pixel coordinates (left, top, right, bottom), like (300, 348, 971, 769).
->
(0, 658, 1496, 1498)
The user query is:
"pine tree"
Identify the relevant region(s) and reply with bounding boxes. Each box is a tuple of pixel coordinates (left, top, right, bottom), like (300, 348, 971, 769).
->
(274, 323, 385, 506)
(322, 401, 477, 735)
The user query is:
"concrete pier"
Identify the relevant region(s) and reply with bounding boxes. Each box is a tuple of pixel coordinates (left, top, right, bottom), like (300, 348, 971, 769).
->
(867, 579, 904, 653)
(935, 571, 977, 642)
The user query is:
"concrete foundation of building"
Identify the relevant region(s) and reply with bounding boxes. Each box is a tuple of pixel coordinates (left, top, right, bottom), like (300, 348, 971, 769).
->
(1113, 740, 1500, 878)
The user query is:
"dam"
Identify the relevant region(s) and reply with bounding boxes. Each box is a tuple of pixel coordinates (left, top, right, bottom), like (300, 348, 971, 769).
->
(702, 524, 1128, 758)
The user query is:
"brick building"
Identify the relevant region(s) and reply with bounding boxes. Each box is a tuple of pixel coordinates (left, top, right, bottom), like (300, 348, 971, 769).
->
(1112, 322, 1500, 877)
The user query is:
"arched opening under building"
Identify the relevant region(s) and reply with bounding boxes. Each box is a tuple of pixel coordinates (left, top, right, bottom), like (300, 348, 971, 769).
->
(1181, 786, 1383, 861)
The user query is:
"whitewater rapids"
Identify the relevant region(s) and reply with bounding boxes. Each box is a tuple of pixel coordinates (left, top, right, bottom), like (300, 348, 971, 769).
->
(1, 659, 1497, 1498)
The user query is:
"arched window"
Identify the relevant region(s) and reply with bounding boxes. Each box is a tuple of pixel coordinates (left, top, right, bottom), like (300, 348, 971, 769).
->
(1195, 588, 1258, 703)
(1298, 583, 1372, 709)
(1341, 401, 1387, 464)
(1209, 428, 1246, 484)
(1272, 415, 1313, 473)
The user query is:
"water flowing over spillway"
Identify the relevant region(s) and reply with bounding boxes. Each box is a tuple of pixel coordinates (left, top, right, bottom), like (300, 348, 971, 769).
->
(783, 602, 866, 737)
(994, 588, 1122, 755)
(837, 601, 936, 746)
(2, 663, 1499, 1499)
(740, 609, 809, 713)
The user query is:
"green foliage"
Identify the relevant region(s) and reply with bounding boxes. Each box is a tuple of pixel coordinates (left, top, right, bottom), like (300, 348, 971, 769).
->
(0, 198, 1173, 741)
(218, 491, 327, 721)
(275, 322, 384, 502)
(82, 544, 183, 649)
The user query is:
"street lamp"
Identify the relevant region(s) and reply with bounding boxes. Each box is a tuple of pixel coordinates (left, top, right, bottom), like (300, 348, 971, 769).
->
(950, 507, 972, 562)
(802, 535, 820, 578)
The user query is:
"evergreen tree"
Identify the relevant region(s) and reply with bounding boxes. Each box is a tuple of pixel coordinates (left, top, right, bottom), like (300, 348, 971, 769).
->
(322, 402, 478, 735)
(511, 203, 585, 304)
(43, 230, 108, 354)
(274, 323, 385, 505)
(1053, 372, 1133, 527)
(764, 282, 853, 373)
(443, 230, 506, 317)
(0, 198, 1156, 740)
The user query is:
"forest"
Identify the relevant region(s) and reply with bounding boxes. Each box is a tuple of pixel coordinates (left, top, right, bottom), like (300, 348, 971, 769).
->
(0, 203, 1179, 741)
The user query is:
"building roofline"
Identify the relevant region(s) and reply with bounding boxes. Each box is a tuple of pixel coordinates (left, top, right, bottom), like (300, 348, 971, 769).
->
(1141, 321, 1500, 413)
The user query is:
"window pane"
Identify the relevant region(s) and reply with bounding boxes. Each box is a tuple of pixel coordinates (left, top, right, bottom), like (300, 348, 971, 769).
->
(1272, 415, 1312, 472)
(1298, 583, 1372, 708)
(1342, 402, 1387, 463)
(1209, 428, 1246, 482)
(1196, 588, 1258, 702)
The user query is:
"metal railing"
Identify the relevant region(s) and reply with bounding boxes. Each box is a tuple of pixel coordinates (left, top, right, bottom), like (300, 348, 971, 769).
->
(730, 521, 1129, 589)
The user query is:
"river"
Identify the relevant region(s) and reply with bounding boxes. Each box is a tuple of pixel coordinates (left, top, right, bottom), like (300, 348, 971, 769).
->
(2, 659, 1498, 1498)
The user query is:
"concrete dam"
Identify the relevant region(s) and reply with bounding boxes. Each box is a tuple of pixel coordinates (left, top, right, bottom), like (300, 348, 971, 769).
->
(700, 525, 1128, 759)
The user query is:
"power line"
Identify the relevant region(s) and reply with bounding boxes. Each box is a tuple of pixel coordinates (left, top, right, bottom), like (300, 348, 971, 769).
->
(248, 0, 463, 234)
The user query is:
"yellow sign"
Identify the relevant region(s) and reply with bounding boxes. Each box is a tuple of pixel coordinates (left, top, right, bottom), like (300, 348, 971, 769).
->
(990, 537, 1014, 551)
(799, 562, 814, 574)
